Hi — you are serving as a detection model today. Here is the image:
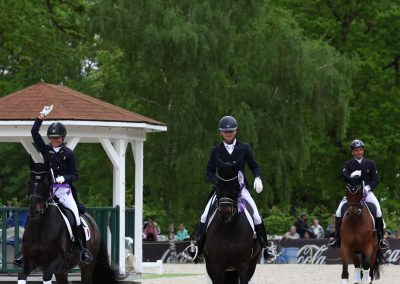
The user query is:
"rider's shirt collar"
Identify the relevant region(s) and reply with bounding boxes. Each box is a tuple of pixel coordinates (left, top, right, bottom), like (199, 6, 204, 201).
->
(355, 157, 363, 164)
(53, 146, 62, 153)
(223, 139, 236, 155)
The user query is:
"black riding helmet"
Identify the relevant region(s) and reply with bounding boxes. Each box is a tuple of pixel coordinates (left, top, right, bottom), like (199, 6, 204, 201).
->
(47, 122, 67, 138)
(219, 116, 237, 131)
(350, 139, 364, 150)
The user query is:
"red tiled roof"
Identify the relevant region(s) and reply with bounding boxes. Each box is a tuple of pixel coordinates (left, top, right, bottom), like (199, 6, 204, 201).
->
(0, 83, 164, 125)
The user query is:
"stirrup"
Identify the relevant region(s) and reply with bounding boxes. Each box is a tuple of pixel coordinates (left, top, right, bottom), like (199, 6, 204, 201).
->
(13, 252, 24, 267)
(379, 239, 389, 250)
(263, 244, 278, 263)
(328, 238, 337, 247)
(181, 244, 199, 263)
(80, 248, 93, 264)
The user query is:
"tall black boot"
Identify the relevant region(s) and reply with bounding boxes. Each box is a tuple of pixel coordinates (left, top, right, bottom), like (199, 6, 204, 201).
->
(73, 224, 93, 264)
(375, 217, 389, 250)
(328, 217, 342, 248)
(13, 250, 24, 267)
(254, 222, 275, 261)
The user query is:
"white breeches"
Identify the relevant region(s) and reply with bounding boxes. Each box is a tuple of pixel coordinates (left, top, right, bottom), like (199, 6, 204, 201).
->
(200, 187, 262, 225)
(336, 191, 382, 217)
(53, 186, 81, 226)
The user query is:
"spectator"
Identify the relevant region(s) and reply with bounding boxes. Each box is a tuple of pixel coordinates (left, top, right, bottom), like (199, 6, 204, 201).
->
(176, 223, 190, 241)
(310, 219, 324, 239)
(396, 229, 400, 238)
(143, 219, 159, 241)
(384, 229, 394, 239)
(294, 213, 309, 238)
(304, 230, 315, 239)
(283, 226, 300, 240)
(326, 214, 336, 238)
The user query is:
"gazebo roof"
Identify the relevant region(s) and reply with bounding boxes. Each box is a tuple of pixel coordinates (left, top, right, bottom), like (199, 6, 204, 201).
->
(0, 82, 163, 126)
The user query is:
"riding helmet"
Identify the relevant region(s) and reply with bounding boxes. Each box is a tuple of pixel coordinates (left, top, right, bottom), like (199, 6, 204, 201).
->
(350, 139, 364, 149)
(219, 116, 237, 131)
(47, 122, 67, 138)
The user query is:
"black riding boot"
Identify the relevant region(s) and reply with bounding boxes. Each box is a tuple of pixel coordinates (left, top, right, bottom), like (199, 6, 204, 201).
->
(73, 224, 93, 264)
(13, 250, 24, 267)
(191, 222, 206, 263)
(328, 217, 342, 248)
(254, 222, 275, 261)
(375, 217, 389, 250)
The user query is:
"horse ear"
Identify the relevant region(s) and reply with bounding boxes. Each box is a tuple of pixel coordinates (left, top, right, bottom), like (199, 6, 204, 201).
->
(28, 155, 36, 170)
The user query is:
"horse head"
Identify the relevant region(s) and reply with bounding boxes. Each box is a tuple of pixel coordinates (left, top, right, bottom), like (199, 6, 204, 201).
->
(345, 182, 364, 216)
(27, 159, 52, 221)
(215, 162, 242, 223)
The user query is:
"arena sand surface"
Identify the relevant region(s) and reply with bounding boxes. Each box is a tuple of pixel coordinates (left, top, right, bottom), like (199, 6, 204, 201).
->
(140, 263, 400, 284)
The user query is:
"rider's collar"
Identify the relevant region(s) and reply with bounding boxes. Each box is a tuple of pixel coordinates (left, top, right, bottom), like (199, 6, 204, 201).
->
(355, 157, 363, 164)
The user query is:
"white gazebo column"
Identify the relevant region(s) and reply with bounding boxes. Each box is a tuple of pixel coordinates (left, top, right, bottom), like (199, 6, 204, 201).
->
(99, 138, 127, 274)
(132, 140, 144, 273)
(19, 137, 43, 163)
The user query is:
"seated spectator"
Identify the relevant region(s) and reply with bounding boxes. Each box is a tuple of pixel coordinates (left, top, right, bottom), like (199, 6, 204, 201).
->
(143, 219, 159, 241)
(294, 213, 309, 238)
(396, 229, 400, 238)
(176, 223, 190, 241)
(283, 226, 300, 240)
(310, 219, 324, 239)
(384, 229, 394, 239)
(304, 229, 315, 239)
(326, 214, 336, 238)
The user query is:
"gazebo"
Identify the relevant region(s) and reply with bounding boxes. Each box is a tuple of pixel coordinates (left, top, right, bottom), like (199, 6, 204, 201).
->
(0, 82, 167, 273)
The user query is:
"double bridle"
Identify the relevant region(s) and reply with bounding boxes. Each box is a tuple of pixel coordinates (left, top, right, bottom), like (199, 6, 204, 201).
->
(28, 170, 52, 217)
(346, 184, 364, 216)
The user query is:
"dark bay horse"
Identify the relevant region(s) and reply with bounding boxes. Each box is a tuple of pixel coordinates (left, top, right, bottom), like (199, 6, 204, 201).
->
(340, 183, 385, 284)
(18, 162, 120, 284)
(204, 164, 260, 284)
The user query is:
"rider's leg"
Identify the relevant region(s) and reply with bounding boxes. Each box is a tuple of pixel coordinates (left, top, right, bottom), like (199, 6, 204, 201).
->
(62, 194, 93, 263)
(241, 188, 274, 260)
(365, 191, 389, 250)
(328, 199, 345, 248)
(13, 215, 29, 267)
(191, 193, 216, 262)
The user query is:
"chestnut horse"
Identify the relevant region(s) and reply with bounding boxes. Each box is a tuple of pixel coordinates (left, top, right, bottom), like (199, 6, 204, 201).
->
(340, 183, 385, 284)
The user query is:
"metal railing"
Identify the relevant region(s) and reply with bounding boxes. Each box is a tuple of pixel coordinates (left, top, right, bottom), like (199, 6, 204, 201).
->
(0, 206, 129, 273)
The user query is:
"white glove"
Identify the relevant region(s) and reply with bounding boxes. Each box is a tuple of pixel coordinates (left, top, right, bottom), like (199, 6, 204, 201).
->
(364, 185, 371, 192)
(350, 170, 361, 178)
(40, 104, 53, 117)
(56, 176, 65, 184)
(254, 177, 263, 193)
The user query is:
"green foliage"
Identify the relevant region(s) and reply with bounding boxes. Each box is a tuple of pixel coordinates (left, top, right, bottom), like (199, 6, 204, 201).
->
(0, 0, 399, 233)
(264, 206, 293, 235)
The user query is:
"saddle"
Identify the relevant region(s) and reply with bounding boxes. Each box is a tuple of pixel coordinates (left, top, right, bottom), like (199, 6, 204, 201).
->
(50, 201, 91, 242)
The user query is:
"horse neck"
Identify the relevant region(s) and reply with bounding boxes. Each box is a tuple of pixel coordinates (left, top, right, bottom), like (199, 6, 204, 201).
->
(26, 205, 63, 240)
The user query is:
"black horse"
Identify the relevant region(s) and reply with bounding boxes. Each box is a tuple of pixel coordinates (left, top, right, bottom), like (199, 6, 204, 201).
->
(18, 162, 120, 284)
(204, 164, 260, 284)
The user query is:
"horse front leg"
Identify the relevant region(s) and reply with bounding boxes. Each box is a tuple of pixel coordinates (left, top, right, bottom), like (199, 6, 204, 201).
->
(238, 264, 249, 284)
(361, 244, 374, 283)
(17, 259, 35, 284)
(351, 252, 362, 284)
(42, 271, 53, 284)
(54, 271, 69, 284)
(340, 247, 349, 284)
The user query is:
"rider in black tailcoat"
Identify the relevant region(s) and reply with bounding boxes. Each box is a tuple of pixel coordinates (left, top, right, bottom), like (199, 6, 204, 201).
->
(188, 115, 275, 263)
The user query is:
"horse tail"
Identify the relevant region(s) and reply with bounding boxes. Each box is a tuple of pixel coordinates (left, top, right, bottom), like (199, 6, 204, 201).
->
(371, 248, 386, 280)
(92, 237, 122, 284)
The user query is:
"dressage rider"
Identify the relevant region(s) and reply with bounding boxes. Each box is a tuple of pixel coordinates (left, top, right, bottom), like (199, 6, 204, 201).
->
(328, 139, 389, 250)
(14, 105, 93, 265)
(190, 115, 274, 262)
